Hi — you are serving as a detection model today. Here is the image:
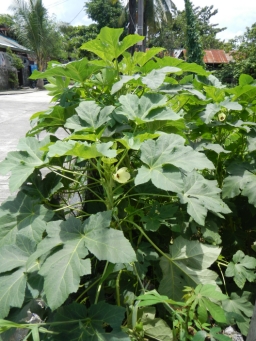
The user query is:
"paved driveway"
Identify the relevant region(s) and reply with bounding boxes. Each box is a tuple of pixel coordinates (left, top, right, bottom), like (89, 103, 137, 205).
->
(0, 90, 52, 203)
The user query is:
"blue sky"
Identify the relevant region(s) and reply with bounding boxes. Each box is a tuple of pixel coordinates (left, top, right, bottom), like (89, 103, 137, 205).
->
(1, 0, 256, 42)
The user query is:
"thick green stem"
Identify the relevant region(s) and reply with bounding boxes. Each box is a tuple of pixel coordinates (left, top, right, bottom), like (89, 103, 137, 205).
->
(116, 270, 123, 306)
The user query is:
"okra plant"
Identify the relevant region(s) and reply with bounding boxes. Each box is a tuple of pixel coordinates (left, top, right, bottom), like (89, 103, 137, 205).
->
(0, 27, 255, 341)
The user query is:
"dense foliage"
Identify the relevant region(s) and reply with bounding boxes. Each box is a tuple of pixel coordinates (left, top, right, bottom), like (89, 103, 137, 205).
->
(10, 0, 63, 71)
(58, 24, 99, 60)
(148, 4, 225, 52)
(85, 0, 126, 30)
(184, 0, 205, 66)
(0, 27, 256, 341)
(217, 22, 256, 85)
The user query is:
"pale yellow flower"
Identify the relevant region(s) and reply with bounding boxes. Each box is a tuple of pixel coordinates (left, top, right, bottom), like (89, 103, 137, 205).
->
(218, 113, 226, 121)
(113, 167, 131, 183)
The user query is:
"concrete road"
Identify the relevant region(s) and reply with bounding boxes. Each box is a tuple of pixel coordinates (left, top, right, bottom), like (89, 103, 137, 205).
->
(0, 90, 52, 203)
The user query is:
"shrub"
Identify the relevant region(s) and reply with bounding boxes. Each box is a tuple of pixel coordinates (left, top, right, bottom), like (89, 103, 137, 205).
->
(0, 27, 255, 341)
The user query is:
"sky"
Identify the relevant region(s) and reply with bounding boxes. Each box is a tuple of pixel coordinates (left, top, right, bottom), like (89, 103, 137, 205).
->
(0, 0, 256, 42)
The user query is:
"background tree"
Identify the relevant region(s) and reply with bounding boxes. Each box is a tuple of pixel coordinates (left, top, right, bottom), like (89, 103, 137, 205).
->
(59, 24, 99, 60)
(108, 0, 177, 52)
(85, 0, 126, 31)
(196, 5, 226, 49)
(0, 14, 17, 40)
(230, 23, 256, 78)
(144, 0, 177, 51)
(184, 0, 205, 66)
(10, 0, 63, 87)
(148, 4, 225, 53)
(215, 23, 256, 85)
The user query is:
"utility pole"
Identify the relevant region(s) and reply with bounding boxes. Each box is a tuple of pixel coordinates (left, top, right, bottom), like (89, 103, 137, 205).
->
(137, 0, 144, 51)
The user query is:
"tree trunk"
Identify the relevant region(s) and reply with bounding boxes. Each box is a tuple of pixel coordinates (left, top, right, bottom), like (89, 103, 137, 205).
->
(36, 58, 45, 89)
(129, 0, 137, 35)
(36, 78, 44, 89)
(128, 0, 137, 54)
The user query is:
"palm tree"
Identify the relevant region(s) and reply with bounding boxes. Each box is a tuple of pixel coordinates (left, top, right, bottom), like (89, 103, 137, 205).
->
(109, 0, 177, 50)
(10, 0, 61, 87)
(125, 0, 177, 51)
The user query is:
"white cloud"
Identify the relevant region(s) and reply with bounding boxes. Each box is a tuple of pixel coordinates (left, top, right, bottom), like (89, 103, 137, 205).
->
(1, 0, 256, 41)
(175, 0, 256, 41)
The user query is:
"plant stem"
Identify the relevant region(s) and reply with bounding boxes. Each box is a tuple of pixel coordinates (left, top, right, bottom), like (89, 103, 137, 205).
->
(116, 270, 123, 306)
(129, 221, 172, 262)
(94, 261, 109, 304)
(217, 262, 228, 295)
(76, 277, 102, 303)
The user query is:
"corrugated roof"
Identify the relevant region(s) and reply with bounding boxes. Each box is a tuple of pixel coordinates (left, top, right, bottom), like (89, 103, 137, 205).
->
(203, 50, 233, 64)
(0, 34, 29, 53)
(173, 49, 233, 64)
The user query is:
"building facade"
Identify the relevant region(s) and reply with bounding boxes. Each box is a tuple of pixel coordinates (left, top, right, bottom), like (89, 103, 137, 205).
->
(0, 32, 36, 90)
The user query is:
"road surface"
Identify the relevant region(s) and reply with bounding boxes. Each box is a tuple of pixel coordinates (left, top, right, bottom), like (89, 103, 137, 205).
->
(0, 90, 52, 203)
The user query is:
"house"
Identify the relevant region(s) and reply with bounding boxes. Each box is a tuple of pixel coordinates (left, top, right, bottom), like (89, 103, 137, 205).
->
(173, 49, 233, 69)
(0, 31, 36, 90)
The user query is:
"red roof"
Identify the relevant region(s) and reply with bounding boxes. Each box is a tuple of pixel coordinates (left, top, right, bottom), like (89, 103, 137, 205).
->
(203, 50, 233, 64)
(173, 49, 233, 64)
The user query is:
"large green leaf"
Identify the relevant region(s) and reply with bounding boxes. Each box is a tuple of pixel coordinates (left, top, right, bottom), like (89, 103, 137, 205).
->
(47, 140, 116, 159)
(178, 172, 231, 225)
(75, 101, 114, 131)
(225, 250, 256, 289)
(135, 164, 183, 193)
(111, 75, 137, 94)
(28, 105, 75, 135)
(199, 99, 242, 124)
(0, 191, 54, 246)
(111, 67, 181, 93)
(135, 134, 214, 193)
(222, 291, 253, 336)
(81, 27, 143, 62)
(200, 103, 220, 123)
(21, 172, 63, 200)
(39, 218, 91, 310)
(143, 317, 173, 341)
(132, 48, 165, 67)
(0, 235, 38, 318)
(141, 202, 178, 231)
(222, 163, 256, 206)
(178, 62, 210, 76)
(139, 134, 214, 172)
(159, 236, 221, 300)
(117, 132, 160, 151)
(186, 284, 227, 323)
(0, 137, 50, 192)
(195, 142, 230, 154)
(239, 74, 254, 86)
(52, 302, 130, 341)
(0, 270, 27, 319)
(30, 58, 102, 83)
(114, 93, 180, 125)
(228, 84, 256, 101)
(38, 211, 136, 309)
(141, 67, 181, 90)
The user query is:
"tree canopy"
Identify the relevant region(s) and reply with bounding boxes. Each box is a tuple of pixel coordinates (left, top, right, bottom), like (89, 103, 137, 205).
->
(59, 24, 99, 60)
(148, 4, 225, 53)
(85, 0, 126, 30)
(9, 0, 63, 75)
(184, 0, 205, 66)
